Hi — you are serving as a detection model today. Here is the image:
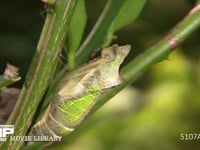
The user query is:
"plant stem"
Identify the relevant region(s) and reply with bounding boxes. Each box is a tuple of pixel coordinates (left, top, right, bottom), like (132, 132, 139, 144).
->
(0, 0, 77, 150)
(92, 4, 200, 112)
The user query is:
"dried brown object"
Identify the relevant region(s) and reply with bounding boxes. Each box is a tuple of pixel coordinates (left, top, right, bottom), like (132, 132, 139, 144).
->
(0, 88, 20, 124)
(3, 63, 21, 81)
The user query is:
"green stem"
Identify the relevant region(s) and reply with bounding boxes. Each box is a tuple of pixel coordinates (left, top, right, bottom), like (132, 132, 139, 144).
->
(0, 0, 77, 150)
(92, 4, 200, 111)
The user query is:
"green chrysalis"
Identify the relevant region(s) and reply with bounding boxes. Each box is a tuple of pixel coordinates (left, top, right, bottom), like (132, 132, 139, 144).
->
(29, 44, 131, 138)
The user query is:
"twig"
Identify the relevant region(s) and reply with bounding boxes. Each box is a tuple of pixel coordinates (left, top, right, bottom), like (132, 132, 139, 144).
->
(0, 0, 77, 149)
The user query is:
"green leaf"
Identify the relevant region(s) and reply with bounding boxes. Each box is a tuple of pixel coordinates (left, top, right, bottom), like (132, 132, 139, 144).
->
(103, 0, 146, 47)
(75, 0, 146, 66)
(65, 0, 87, 69)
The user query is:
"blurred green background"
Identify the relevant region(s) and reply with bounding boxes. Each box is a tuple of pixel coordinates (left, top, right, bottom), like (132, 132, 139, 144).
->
(1, 0, 200, 150)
